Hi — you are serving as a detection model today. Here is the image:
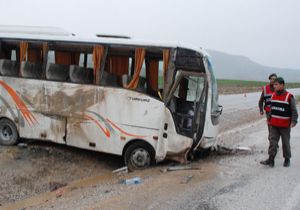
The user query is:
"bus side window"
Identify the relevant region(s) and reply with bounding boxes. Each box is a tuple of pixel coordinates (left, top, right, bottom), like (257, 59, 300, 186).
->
(136, 62, 147, 93)
(101, 56, 129, 87)
(78, 53, 93, 69)
(87, 54, 93, 68)
(78, 53, 85, 67)
(11, 50, 17, 61)
(142, 59, 163, 100)
(47, 50, 55, 63)
(158, 61, 164, 90)
(0, 48, 20, 77)
(122, 57, 148, 94)
(45, 50, 70, 82)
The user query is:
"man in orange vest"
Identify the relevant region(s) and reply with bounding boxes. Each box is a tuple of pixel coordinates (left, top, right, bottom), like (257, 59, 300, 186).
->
(258, 73, 277, 142)
(260, 77, 298, 167)
(259, 73, 277, 116)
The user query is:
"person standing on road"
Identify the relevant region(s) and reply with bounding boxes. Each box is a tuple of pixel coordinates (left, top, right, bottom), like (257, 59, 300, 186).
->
(260, 77, 298, 167)
(259, 73, 277, 139)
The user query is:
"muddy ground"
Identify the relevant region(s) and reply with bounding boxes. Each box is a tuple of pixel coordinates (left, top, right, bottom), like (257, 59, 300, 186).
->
(0, 103, 264, 210)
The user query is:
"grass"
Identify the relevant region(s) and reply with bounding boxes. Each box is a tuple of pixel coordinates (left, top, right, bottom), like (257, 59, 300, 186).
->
(217, 79, 300, 89)
(217, 79, 267, 87)
(217, 79, 300, 94)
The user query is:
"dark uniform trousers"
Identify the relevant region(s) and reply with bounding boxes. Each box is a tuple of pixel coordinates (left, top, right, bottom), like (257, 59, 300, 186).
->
(266, 112, 271, 141)
(268, 126, 291, 159)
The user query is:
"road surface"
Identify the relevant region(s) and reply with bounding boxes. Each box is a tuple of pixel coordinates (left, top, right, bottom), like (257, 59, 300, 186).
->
(219, 88, 300, 113)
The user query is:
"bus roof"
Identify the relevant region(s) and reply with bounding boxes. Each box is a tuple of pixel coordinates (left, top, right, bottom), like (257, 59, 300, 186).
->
(0, 25, 208, 57)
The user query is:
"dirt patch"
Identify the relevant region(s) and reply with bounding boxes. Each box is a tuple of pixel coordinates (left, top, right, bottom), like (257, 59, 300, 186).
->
(219, 108, 264, 134)
(0, 142, 123, 204)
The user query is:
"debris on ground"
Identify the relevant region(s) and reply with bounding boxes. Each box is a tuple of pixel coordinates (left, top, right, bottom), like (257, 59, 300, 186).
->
(104, 189, 111, 194)
(17, 143, 28, 148)
(49, 182, 67, 192)
(160, 168, 168, 173)
(122, 177, 142, 185)
(54, 188, 65, 198)
(166, 165, 200, 172)
(180, 175, 194, 184)
(112, 166, 128, 175)
(214, 145, 253, 155)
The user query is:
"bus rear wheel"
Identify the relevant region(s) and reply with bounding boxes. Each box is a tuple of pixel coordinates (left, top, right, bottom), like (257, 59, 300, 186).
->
(0, 118, 19, 146)
(124, 142, 155, 172)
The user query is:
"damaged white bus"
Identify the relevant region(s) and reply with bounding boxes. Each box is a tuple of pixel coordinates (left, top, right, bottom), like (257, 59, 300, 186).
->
(0, 27, 222, 170)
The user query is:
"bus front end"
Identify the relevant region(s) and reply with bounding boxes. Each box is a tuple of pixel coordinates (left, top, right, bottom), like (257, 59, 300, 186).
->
(157, 47, 222, 163)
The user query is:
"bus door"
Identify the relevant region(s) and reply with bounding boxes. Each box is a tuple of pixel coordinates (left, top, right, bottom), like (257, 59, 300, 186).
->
(165, 71, 207, 146)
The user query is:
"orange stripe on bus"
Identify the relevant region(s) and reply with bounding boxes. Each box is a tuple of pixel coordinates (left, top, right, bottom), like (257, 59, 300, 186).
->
(83, 114, 111, 138)
(106, 119, 146, 138)
(0, 80, 38, 126)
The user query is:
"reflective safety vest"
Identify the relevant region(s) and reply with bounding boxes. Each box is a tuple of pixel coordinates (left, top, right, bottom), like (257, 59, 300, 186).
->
(263, 84, 274, 112)
(270, 91, 292, 128)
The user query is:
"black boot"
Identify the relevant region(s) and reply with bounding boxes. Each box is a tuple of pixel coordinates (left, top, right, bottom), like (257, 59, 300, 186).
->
(260, 158, 274, 167)
(283, 159, 290, 167)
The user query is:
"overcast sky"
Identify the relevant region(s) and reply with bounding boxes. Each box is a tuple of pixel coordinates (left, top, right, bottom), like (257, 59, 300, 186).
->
(0, 0, 299, 69)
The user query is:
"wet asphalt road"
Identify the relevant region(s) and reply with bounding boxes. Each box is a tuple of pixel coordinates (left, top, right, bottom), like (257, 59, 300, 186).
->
(142, 116, 300, 210)
(219, 88, 300, 114)
(193, 120, 300, 210)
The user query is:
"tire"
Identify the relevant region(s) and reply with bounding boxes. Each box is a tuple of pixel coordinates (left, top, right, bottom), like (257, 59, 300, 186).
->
(0, 118, 19, 146)
(124, 142, 155, 172)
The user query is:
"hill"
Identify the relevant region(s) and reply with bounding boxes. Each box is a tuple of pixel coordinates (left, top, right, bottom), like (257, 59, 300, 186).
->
(208, 50, 300, 82)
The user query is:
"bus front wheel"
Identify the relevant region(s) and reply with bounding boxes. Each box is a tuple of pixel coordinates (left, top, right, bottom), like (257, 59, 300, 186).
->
(0, 118, 19, 146)
(124, 142, 155, 172)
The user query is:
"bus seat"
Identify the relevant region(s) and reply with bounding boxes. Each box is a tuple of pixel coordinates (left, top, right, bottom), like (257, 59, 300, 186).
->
(20, 61, 43, 79)
(136, 77, 147, 92)
(0, 59, 20, 77)
(46, 63, 70, 82)
(122, 75, 147, 92)
(121, 74, 131, 86)
(69, 65, 93, 84)
(101, 71, 119, 87)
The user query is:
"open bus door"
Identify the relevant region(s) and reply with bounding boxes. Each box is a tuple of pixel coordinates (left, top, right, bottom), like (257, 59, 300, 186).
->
(166, 71, 207, 145)
(155, 48, 217, 163)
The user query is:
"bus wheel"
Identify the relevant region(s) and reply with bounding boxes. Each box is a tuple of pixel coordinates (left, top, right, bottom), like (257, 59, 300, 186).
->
(124, 142, 155, 172)
(0, 118, 19, 146)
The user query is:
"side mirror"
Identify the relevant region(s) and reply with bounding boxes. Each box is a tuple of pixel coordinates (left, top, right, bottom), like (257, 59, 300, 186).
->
(218, 104, 223, 115)
(211, 104, 223, 118)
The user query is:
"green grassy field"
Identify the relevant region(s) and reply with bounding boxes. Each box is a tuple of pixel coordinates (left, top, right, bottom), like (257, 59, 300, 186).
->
(217, 79, 300, 94)
(217, 79, 300, 89)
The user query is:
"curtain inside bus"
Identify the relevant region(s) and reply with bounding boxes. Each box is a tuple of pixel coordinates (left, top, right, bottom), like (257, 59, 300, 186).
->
(55, 51, 80, 65)
(106, 56, 129, 76)
(42, 43, 48, 63)
(20, 41, 28, 61)
(163, 49, 170, 78)
(145, 59, 159, 92)
(124, 48, 145, 89)
(20, 41, 44, 63)
(93, 45, 105, 84)
(28, 48, 43, 63)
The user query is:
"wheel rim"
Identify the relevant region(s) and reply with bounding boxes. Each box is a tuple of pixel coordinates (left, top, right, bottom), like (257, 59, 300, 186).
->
(0, 124, 13, 142)
(130, 148, 151, 169)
